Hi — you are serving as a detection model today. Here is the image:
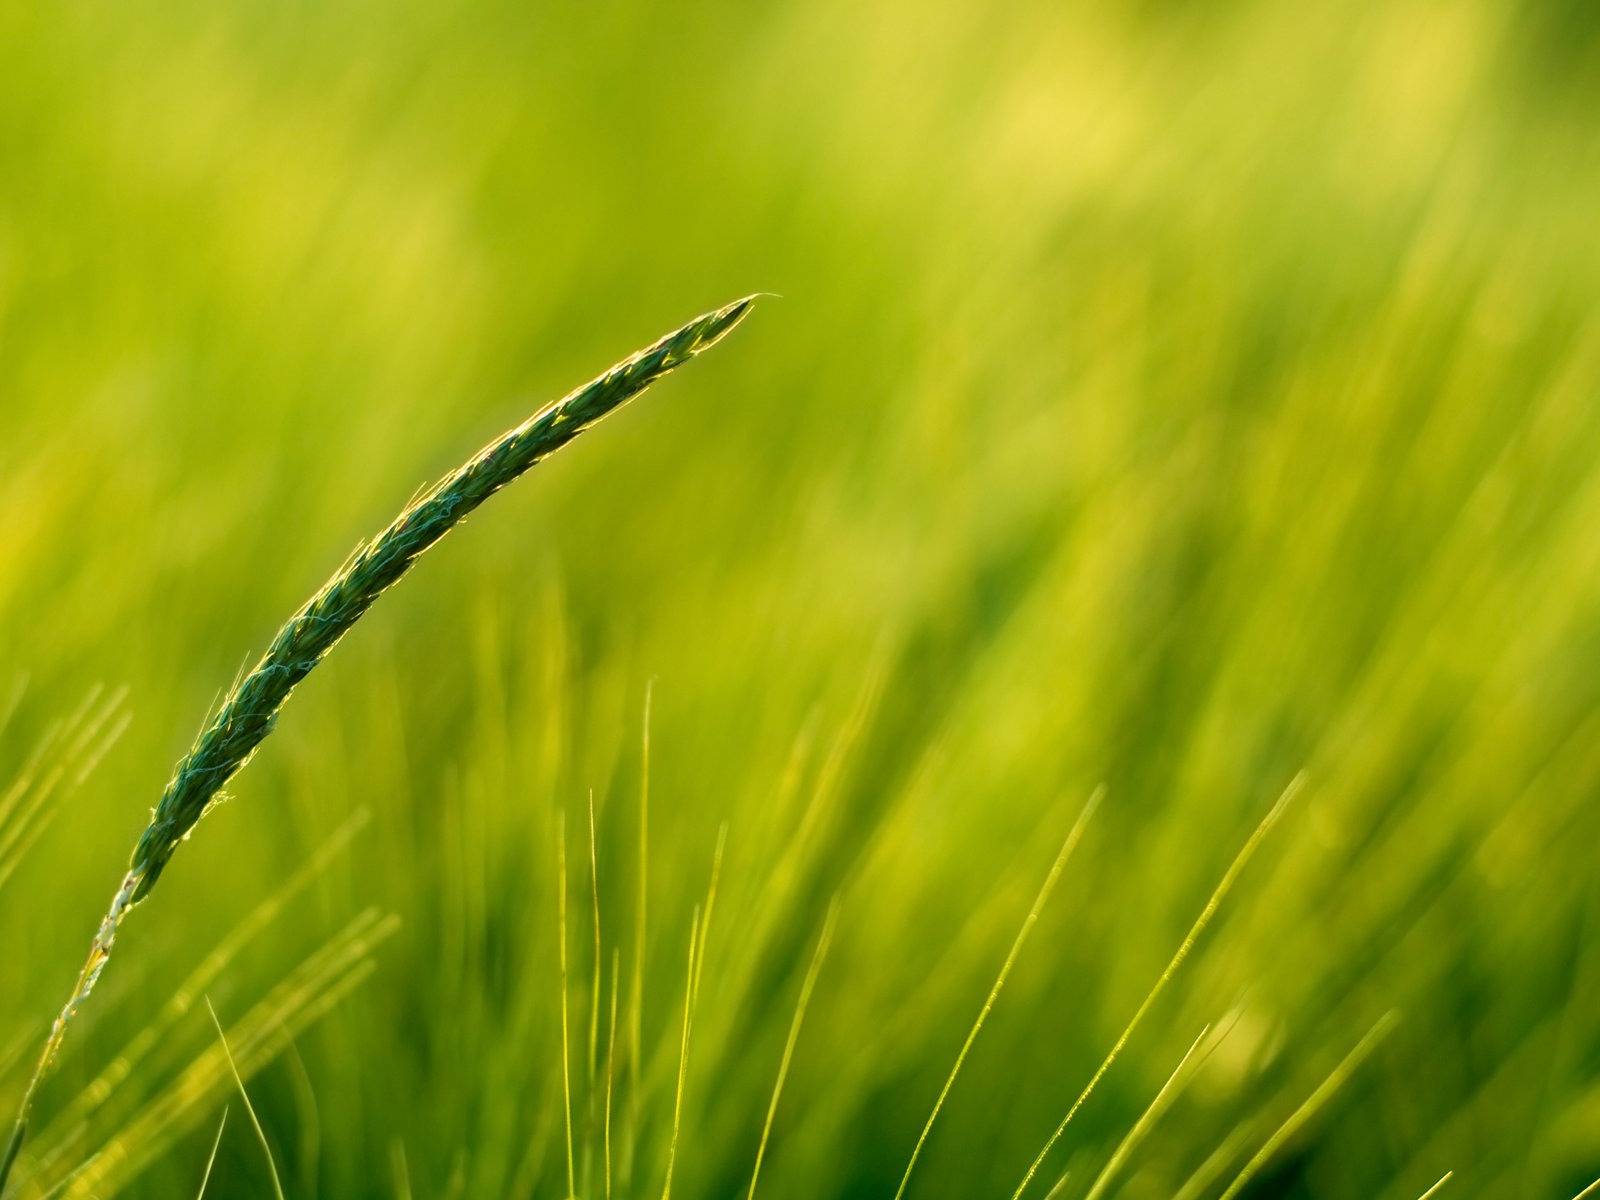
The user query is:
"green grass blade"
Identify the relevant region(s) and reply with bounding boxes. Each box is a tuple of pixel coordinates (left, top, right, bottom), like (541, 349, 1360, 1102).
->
(1081, 1024, 1213, 1200)
(206, 999, 286, 1200)
(0, 1122, 23, 1197)
(1011, 774, 1302, 1200)
(746, 898, 841, 1200)
(1217, 1012, 1400, 1200)
(893, 787, 1102, 1200)
(559, 808, 576, 1200)
(193, 1109, 228, 1200)
(0, 299, 756, 1188)
(660, 908, 701, 1200)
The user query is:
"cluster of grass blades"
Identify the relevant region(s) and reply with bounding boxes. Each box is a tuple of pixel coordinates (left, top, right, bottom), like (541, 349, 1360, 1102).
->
(5, 290, 1560, 1200)
(0, 297, 757, 1197)
(0, 685, 130, 905)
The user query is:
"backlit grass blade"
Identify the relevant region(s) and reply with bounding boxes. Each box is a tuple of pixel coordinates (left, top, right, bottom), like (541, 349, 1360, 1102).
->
(1010, 774, 1302, 1200)
(893, 788, 1102, 1200)
(0, 297, 756, 1196)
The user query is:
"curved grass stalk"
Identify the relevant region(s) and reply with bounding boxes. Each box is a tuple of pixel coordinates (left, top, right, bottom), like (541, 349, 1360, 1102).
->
(0, 297, 756, 1196)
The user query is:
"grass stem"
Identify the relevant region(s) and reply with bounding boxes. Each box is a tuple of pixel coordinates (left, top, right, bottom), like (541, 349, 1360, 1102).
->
(0, 299, 755, 1198)
(893, 788, 1102, 1200)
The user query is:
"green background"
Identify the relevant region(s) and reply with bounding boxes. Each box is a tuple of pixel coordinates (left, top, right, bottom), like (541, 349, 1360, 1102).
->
(4, 0, 1600, 1196)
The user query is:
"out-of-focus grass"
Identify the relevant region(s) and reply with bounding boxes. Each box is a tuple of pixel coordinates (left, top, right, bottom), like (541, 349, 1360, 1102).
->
(4, 0, 1600, 1196)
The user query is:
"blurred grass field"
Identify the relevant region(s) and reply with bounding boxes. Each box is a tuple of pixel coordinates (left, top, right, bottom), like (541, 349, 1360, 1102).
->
(6, 0, 1600, 1196)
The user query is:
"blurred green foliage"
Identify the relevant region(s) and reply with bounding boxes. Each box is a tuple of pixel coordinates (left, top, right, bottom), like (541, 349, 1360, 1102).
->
(4, 0, 1600, 1196)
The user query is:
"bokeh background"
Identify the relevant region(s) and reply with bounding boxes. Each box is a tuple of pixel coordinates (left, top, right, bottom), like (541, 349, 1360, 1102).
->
(5, 0, 1600, 1196)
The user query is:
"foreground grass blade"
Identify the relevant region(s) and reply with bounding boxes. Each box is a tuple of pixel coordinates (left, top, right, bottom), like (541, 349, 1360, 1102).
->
(132, 295, 753, 906)
(660, 908, 702, 1200)
(746, 898, 840, 1200)
(893, 788, 1102, 1200)
(1415, 1171, 1453, 1199)
(206, 998, 287, 1200)
(1010, 773, 1303, 1200)
(1217, 1012, 1399, 1200)
(559, 809, 577, 1200)
(44, 909, 397, 1198)
(193, 1108, 228, 1200)
(0, 297, 756, 1196)
(1080, 1024, 1212, 1200)
(0, 1128, 20, 1199)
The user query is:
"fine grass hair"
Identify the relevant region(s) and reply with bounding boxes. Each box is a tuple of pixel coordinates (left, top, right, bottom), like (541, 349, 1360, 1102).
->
(0, 296, 756, 1195)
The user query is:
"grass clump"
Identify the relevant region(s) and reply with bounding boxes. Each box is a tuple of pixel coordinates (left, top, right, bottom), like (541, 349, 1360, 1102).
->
(11, 2, 1600, 1195)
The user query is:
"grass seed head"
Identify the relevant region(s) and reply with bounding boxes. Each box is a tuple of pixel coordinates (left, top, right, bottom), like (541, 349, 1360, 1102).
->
(1, 297, 756, 1188)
